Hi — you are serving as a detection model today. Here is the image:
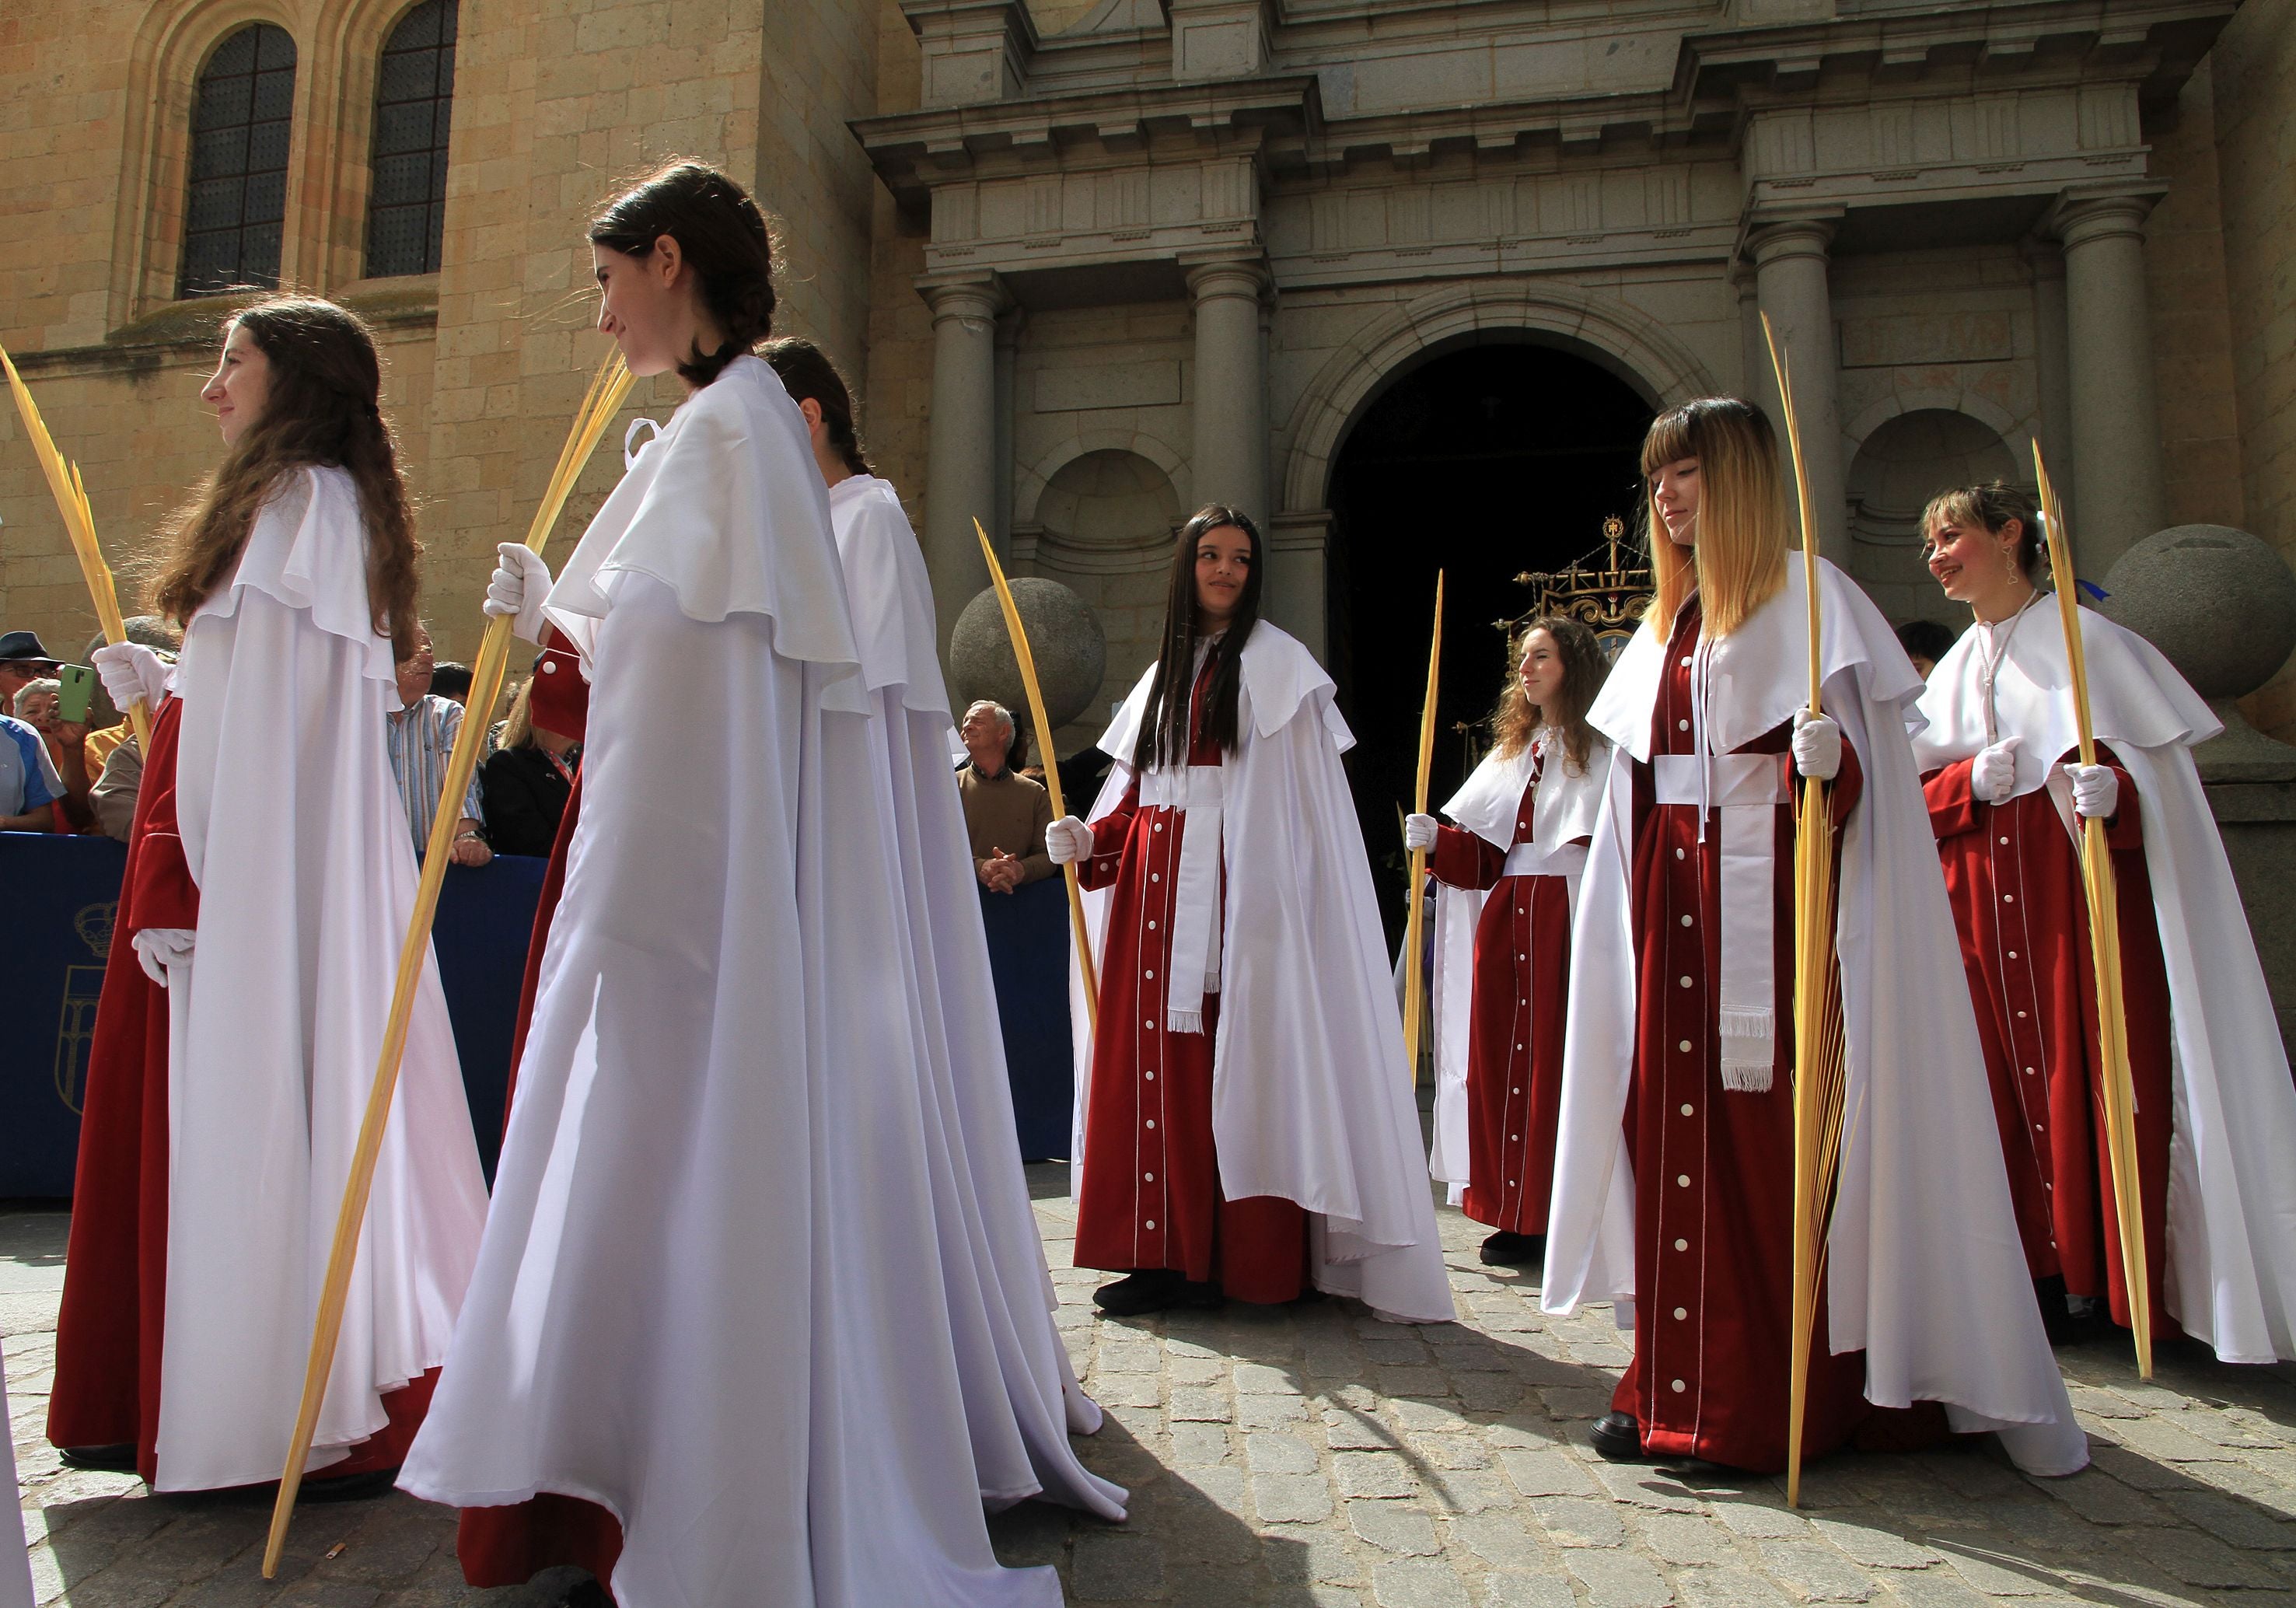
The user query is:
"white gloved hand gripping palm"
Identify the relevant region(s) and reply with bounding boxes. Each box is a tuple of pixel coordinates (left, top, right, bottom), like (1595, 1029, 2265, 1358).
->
(2065, 762, 2120, 820)
(1046, 815, 1092, 866)
(93, 641, 169, 715)
(132, 927, 194, 988)
(1791, 710, 1842, 782)
(1403, 813, 1438, 853)
(484, 543, 555, 645)
(1972, 737, 2022, 806)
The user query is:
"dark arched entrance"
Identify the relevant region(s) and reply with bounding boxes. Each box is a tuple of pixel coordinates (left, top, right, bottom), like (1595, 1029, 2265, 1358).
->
(1324, 340, 1654, 944)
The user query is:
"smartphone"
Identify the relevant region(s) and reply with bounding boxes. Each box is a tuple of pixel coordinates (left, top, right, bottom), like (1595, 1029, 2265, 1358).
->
(57, 663, 94, 725)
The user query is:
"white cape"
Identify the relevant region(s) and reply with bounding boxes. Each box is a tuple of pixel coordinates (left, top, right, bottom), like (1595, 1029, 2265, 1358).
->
(827, 472, 1125, 1519)
(0, 1358, 31, 1608)
(1428, 735, 1609, 1197)
(400, 358, 1060, 1607)
(159, 464, 485, 1492)
(1914, 603, 2296, 1363)
(1544, 559, 2085, 1475)
(1070, 624, 1456, 1324)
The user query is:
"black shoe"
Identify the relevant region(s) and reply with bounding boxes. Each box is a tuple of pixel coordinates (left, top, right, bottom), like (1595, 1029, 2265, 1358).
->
(1589, 1410, 1648, 1463)
(1092, 1271, 1187, 1316)
(1480, 1231, 1546, 1267)
(59, 1443, 138, 1473)
(561, 1581, 615, 1608)
(297, 1465, 400, 1503)
(2035, 1275, 2081, 1346)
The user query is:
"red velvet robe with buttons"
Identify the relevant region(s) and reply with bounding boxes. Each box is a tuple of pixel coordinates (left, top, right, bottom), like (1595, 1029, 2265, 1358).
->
(453, 628, 624, 1591)
(1428, 756, 1576, 1236)
(1071, 656, 1311, 1302)
(1610, 600, 1945, 1472)
(48, 697, 436, 1484)
(1921, 753, 2175, 1336)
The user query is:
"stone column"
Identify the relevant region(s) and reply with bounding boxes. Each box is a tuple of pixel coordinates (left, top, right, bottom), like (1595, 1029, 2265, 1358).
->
(1185, 251, 1271, 528)
(2048, 185, 2168, 572)
(1749, 212, 1848, 565)
(2026, 241, 2074, 495)
(921, 271, 1009, 655)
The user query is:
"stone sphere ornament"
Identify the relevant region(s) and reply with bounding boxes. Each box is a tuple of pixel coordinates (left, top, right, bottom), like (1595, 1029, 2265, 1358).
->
(949, 575, 1108, 734)
(2100, 523, 2296, 781)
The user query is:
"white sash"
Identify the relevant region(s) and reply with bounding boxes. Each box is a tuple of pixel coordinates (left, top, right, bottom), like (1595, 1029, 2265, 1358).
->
(1499, 841, 1589, 881)
(1652, 751, 1790, 1092)
(1138, 764, 1225, 1033)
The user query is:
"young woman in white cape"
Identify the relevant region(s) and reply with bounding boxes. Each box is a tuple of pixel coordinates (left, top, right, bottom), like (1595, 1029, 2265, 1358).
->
(49, 297, 487, 1494)
(1913, 480, 2296, 1364)
(1047, 507, 1452, 1325)
(1409, 616, 1610, 1270)
(763, 334, 1125, 1522)
(1543, 397, 2085, 1477)
(397, 163, 1069, 1607)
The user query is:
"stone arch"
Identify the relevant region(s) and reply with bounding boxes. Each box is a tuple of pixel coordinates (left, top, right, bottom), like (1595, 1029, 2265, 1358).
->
(1279, 281, 1721, 516)
(1017, 447, 1184, 726)
(1843, 385, 2029, 463)
(1846, 406, 2024, 624)
(1014, 428, 1190, 531)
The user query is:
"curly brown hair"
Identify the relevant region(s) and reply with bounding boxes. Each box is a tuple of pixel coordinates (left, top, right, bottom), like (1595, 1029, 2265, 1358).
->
(152, 296, 421, 659)
(1488, 615, 1606, 773)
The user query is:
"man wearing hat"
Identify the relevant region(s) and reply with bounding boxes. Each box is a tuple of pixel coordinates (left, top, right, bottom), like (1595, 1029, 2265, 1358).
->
(0, 630, 60, 711)
(0, 631, 64, 832)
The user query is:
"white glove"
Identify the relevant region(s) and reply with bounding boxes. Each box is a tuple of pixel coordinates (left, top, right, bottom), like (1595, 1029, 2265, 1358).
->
(131, 927, 194, 988)
(1791, 711, 1841, 782)
(2066, 763, 2120, 820)
(483, 543, 555, 644)
(1403, 813, 1438, 853)
(1046, 815, 1092, 866)
(93, 641, 169, 714)
(1972, 737, 2022, 806)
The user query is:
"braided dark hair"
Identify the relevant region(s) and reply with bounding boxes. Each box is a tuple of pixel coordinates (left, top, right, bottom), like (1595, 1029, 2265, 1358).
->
(590, 161, 776, 389)
(760, 335, 874, 476)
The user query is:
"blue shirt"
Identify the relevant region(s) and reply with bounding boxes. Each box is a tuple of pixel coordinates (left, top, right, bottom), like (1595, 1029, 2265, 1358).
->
(0, 714, 62, 821)
(386, 693, 484, 854)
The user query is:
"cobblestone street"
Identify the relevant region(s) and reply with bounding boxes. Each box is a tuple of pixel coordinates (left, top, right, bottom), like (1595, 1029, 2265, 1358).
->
(12, 1176, 2296, 1607)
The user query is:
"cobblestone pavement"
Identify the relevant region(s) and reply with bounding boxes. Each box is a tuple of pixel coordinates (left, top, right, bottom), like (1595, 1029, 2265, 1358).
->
(12, 1179, 2296, 1606)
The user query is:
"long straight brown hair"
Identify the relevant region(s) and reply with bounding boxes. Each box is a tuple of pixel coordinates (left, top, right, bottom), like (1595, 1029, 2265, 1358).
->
(1132, 505, 1264, 771)
(152, 296, 421, 658)
(1639, 396, 1788, 641)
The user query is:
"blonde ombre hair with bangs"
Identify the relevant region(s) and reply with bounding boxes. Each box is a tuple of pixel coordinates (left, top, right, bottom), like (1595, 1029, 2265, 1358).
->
(1639, 397, 1790, 640)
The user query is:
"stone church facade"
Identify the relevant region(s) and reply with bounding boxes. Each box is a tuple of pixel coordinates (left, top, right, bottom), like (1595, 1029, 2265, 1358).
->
(2, 0, 2293, 746)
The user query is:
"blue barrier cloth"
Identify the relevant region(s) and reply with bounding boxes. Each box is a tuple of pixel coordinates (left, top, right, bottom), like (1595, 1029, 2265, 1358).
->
(977, 875, 1077, 1162)
(0, 833, 544, 1196)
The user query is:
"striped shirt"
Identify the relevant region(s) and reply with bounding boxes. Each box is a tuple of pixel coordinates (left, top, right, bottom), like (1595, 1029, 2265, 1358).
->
(386, 694, 484, 854)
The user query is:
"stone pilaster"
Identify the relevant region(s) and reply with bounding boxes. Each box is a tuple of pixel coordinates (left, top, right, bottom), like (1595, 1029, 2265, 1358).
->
(2026, 240, 2075, 494)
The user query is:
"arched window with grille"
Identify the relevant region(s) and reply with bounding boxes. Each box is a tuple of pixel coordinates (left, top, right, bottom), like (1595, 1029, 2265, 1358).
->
(364, 0, 458, 278)
(179, 24, 297, 297)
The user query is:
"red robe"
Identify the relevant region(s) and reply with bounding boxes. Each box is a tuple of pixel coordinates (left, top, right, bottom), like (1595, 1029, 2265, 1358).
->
(48, 697, 434, 1484)
(453, 630, 624, 1589)
(1922, 752, 2175, 1334)
(1610, 600, 1941, 1472)
(1428, 757, 1575, 1235)
(1071, 657, 1310, 1302)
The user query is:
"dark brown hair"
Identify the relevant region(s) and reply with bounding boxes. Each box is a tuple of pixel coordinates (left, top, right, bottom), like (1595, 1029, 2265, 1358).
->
(1920, 481, 2043, 579)
(152, 296, 421, 658)
(590, 161, 776, 389)
(1133, 505, 1263, 771)
(1489, 615, 1606, 772)
(760, 335, 872, 476)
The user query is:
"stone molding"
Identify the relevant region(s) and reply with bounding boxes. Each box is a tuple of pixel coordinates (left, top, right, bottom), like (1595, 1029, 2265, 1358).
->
(1841, 388, 2029, 464)
(921, 270, 1015, 328)
(902, 0, 1039, 110)
(1278, 278, 1720, 514)
(1015, 429, 1194, 530)
(2043, 180, 2169, 249)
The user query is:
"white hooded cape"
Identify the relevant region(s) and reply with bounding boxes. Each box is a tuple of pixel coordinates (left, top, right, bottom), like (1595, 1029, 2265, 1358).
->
(826, 471, 1124, 1520)
(159, 464, 486, 1492)
(1427, 734, 1609, 1199)
(1068, 624, 1455, 1323)
(0, 1359, 33, 1608)
(399, 358, 1061, 1607)
(1913, 602, 2296, 1364)
(1543, 558, 2085, 1476)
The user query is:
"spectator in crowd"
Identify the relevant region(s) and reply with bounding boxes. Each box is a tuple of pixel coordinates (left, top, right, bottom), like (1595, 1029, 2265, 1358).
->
(0, 698, 63, 833)
(956, 697, 1053, 893)
(386, 624, 491, 866)
(477, 676, 578, 857)
(13, 679, 94, 832)
(1896, 617, 1959, 680)
(430, 661, 474, 704)
(77, 619, 182, 842)
(0, 631, 59, 712)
